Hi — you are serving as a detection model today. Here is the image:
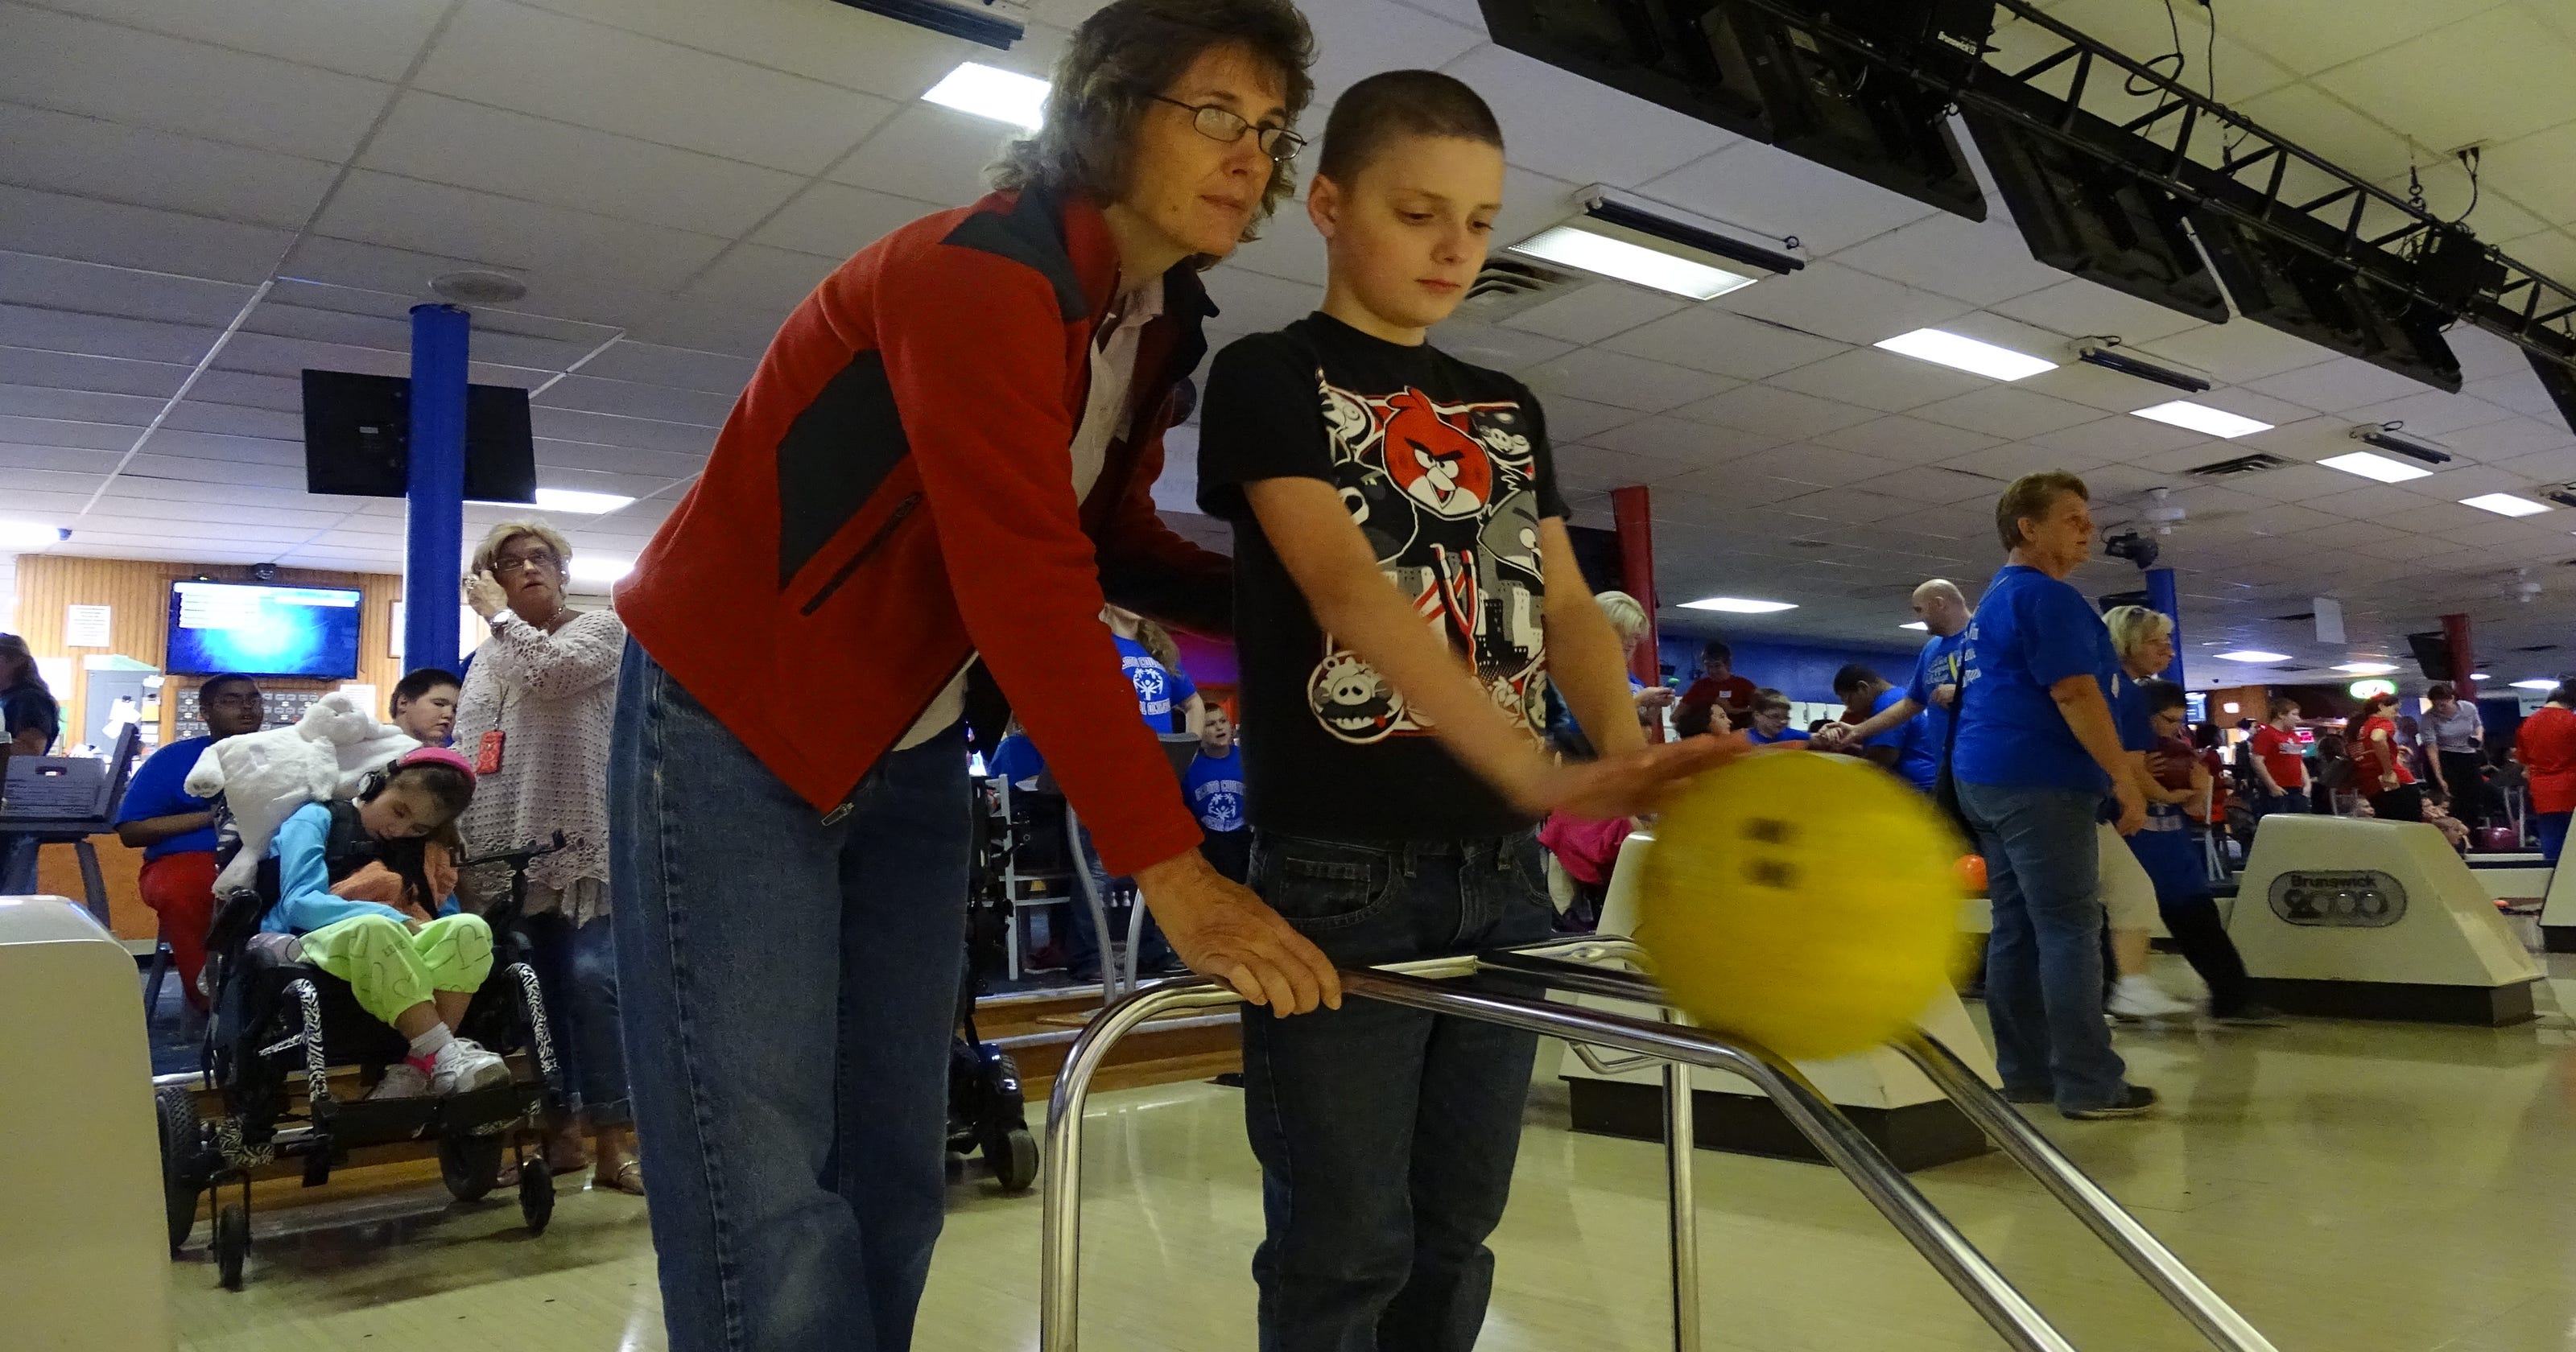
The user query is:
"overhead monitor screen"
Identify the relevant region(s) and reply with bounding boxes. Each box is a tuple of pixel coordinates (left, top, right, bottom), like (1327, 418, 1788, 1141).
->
(167, 581, 364, 679)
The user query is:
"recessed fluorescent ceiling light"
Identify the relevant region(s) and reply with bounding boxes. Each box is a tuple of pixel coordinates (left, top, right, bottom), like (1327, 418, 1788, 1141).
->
(2318, 450, 2431, 484)
(2334, 662, 2400, 674)
(2512, 679, 2560, 690)
(534, 487, 635, 514)
(1509, 226, 1757, 300)
(1873, 328, 2056, 381)
(1682, 596, 1796, 613)
(2131, 401, 2273, 438)
(2473, 673, 2491, 681)
(568, 554, 635, 585)
(0, 519, 63, 549)
(1899, 620, 1929, 631)
(2215, 649, 2291, 662)
(2461, 492, 2551, 517)
(923, 62, 1048, 130)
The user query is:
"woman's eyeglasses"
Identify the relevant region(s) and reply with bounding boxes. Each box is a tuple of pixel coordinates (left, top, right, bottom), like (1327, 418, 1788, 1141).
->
(1151, 96, 1303, 163)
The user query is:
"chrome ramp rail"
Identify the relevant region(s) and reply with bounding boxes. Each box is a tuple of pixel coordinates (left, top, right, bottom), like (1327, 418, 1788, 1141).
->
(1038, 940, 2277, 1352)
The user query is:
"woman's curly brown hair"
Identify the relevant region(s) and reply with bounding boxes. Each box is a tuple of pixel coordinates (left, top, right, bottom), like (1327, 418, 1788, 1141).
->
(990, 0, 1316, 242)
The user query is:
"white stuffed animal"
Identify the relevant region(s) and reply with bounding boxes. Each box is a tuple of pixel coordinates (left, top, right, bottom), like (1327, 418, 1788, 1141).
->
(187, 690, 422, 897)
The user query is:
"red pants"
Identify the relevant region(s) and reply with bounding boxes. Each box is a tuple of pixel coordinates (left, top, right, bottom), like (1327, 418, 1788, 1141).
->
(138, 851, 219, 1012)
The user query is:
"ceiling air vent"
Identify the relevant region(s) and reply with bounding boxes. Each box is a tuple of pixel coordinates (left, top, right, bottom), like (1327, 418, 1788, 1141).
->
(1452, 258, 1585, 324)
(2186, 451, 2293, 479)
(2271, 611, 2314, 622)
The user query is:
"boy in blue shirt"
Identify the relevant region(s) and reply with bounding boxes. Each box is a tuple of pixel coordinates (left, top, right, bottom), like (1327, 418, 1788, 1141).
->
(1831, 665, 1927, 786)
(1741, 688, 1810, 746)
(1184, 706, 1249, 881)
(116, 672, 265, 1013)
(1196, 71, 1728, 1351)
(1951, 472, 2156, 1120)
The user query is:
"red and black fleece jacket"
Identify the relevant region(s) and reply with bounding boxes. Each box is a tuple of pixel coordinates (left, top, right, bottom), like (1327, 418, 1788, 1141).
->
(617, 187, 1231, 876)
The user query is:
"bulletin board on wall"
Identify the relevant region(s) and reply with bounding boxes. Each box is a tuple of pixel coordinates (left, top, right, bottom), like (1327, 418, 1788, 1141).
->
(10, 554, 412, 750)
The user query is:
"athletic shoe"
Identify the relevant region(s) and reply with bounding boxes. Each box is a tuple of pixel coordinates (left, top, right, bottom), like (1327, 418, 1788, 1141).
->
(429, 1038, 510, 1094)
(2107, 977, 2194, 1020)
(2001, 1086, 2054, 1106)
(366, 1062, 429, 1100)
(2062, 1086, 2158, 1120)
(2209, 1004, 2287, 1028)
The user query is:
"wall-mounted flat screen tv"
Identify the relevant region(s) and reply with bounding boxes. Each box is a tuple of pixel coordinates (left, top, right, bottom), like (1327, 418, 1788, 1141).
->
(167, 581, 364, 679)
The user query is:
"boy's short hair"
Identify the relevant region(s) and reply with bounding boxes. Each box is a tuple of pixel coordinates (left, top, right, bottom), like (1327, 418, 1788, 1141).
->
(1315, 69, 1503, 185)
(199, 672, 258, 702)
(1701, 640, 1732, 665)
(391, 666, 460, 712)
(2268, 695, 2299, 718)
(1830, 663, 1880, 699)
(1750, 687, 1790, 715)
(2425, 681, 2455, 702)
(2139, 678, 2188, 715)
(993, 0, 1315, 235)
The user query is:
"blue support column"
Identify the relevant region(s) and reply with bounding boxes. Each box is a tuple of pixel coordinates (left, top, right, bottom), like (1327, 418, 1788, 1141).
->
(2145, 566, 2185, 684)
(404, 303, 469, 670)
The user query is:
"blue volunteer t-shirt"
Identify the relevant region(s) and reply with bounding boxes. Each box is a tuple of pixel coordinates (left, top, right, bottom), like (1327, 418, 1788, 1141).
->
(1115, 635, 1193, 732)
(1183, 746, 1247, 834)
(2111, 671, 2156, 754)
(113, 735, 219, 861)
(1951, 566, 2120, 793)
(1904, 629, 1967, 781)
(1860, 686, 1936, 792)
(1744, 723, 1810, 746)
(989, 734, 1046, 789)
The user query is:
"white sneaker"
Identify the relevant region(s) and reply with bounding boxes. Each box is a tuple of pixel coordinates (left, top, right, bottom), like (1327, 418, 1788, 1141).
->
(2108, 977, 2195, 1020)
(429, 1038, 510, 1094)
(366, 1062, 429, 1100)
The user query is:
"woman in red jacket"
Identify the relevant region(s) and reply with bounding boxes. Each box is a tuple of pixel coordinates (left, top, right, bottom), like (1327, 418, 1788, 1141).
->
(2516, 682, 2576, 864)
(2347, 691, 2421, 822)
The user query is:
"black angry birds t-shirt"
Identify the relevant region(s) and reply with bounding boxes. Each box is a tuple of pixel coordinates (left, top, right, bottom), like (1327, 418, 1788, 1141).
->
(1198, 313, 1571, 841)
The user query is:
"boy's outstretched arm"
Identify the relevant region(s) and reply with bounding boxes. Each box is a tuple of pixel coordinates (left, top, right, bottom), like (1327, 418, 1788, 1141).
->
(1245, 478, 1735, 819)
(1534, 517, 1645, 761)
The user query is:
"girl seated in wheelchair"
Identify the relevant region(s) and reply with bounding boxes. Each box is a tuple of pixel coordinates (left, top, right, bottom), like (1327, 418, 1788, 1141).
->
(258, 746, 505, 1098)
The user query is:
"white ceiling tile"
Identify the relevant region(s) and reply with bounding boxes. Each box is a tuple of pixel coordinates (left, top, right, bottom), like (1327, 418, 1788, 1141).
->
(0, 4, 392, 159)
(1444, 44, 1734, 188)
(0, 383, 159, 425)
(1426, 319, 1576, 373)
(1938, 441, 2107, 480)
(1713, 262, 1969, 348)
(156, 399, 301, 439)
(0, 100, 337, 230)
(214, 330, 405, 381)
(1221, 218, 1331, 290)
(1519, 347, 1734, 414)
(2024, 414, 2207, 459)
(1765, 347, 1988, 414)
(1672, 385, 1879, 441)
(2464, 370, 2569, 421)
(1908, 386, 2105, 440)
(361, 93, 809, 239)
(514, 0, 976, 99)
(0, 443, 119, 474)
(2213, 0, 2504, 76)
(0, 347, 188, 399)
(1553, 444, 1699, 494)
(827, 103, 1024, 208)
(752, 183, 943, 261)
(2330, 390, 2520, 441)
(1585, 416, 1777, 467)
(1600, 306, 1851, 381)
(1829, 211, 2069, 306)
(1203, 269, 1323, 335)
(1536, 395, 1643, 443)
(1806, 415, 2003, 461)
(2311, 10, 2576, 154)
(1990, 278, 2206, 344)
(2497, 447, 2576, 483)
(417, 0, 896, 175)
(2306, 483, 2447, 521)
(1745, 446, 1907, 489)
(1866, 464, 2012, 506)
(1387, 0, 1484, 33)
(0, 184, 294, 285)
(2227, 83, 2417, 183)
(621, 295, 794, 359)
(1505, 284, 1689, 346)
(535, 374, 735, 427)
(0, 255, 258, 328)
(1770, 487, 1920, 524)
(0, 303, 219, 366)
(1651, 471, 1825, 510)
(1640, 139, 1937, 257)
(314, 171, 732, 296)
(577, 341, 757, 396)
(528, 406, 716, 456)
(30, 0, 448, 79)
(531, 438, 706, 479)
(2408, 462, 2544, 501)
(0, 414, 138, 451)
(2480, 121, 2576, 224)
(2246, 357, 2458, 414)
(1308, 0, 1486, 105)
(2132, 320, 2335, 385)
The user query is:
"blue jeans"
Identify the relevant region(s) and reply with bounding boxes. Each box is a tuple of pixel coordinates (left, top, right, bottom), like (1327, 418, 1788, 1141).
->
(1239, 830, 1557, 1352)
(610, 643, 970, 1352)
(2538, 811, 2570, 865)
(1956, 781, 2129, 1113)
(519, 909, 631, 1127)
(1063, 822, 1176, 975)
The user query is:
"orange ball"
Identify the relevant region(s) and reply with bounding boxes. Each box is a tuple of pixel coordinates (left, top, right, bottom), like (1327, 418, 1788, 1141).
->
(1955, 854, 1987, 893)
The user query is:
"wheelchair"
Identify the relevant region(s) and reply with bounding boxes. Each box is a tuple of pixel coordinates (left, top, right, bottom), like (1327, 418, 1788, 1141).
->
(155, 824, 573, 1289)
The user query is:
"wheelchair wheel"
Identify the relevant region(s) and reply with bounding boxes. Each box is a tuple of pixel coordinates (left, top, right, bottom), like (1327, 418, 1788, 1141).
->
(214, 1202, 250, 1291)
(155, 1086, 204, 1253)
(518, 1156, 555, 1236)
(439, 1132, 504, 1204)
(985, 1126, 1039, 1194)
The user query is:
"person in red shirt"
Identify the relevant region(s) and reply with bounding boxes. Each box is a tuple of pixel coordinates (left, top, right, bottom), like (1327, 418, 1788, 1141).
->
(2347, 691, 2420, 821)
(2248, 697, 2310, 819)
(1675, 640, 1757, 726)
(2515, 681, 2576, 864)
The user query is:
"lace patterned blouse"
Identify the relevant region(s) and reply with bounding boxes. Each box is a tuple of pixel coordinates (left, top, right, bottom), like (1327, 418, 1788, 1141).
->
(453, 607, 626, 921)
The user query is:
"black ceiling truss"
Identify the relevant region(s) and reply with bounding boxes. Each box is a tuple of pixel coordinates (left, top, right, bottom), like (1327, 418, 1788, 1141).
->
(1715, 0, 2576, 376)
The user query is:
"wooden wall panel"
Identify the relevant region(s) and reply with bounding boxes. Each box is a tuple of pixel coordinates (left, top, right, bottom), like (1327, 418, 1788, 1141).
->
(11, 554, 410, 748)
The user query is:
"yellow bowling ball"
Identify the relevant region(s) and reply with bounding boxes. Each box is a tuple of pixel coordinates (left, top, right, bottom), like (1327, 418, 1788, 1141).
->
(1637, 751, 1964, 1061)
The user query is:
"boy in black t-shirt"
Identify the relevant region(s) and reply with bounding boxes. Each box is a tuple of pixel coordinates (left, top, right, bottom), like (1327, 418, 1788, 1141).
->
(1198, 71, 1731, 1352)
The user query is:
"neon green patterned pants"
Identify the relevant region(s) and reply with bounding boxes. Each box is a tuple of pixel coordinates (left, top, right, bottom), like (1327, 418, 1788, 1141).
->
(298, 913, 493, 1026)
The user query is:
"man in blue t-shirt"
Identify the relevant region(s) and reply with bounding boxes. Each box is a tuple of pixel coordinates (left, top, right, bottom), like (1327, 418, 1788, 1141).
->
(1950, 472, 2154, 1123)
(1830, 664, 1930, 788)
(1822, 582, 1974, 805)
(115, 673, 265, 1012)
(1184, 707, 1250, 882)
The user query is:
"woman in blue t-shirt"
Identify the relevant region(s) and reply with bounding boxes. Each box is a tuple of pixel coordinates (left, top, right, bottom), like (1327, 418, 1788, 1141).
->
(1950, 473, 2156, 1120)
